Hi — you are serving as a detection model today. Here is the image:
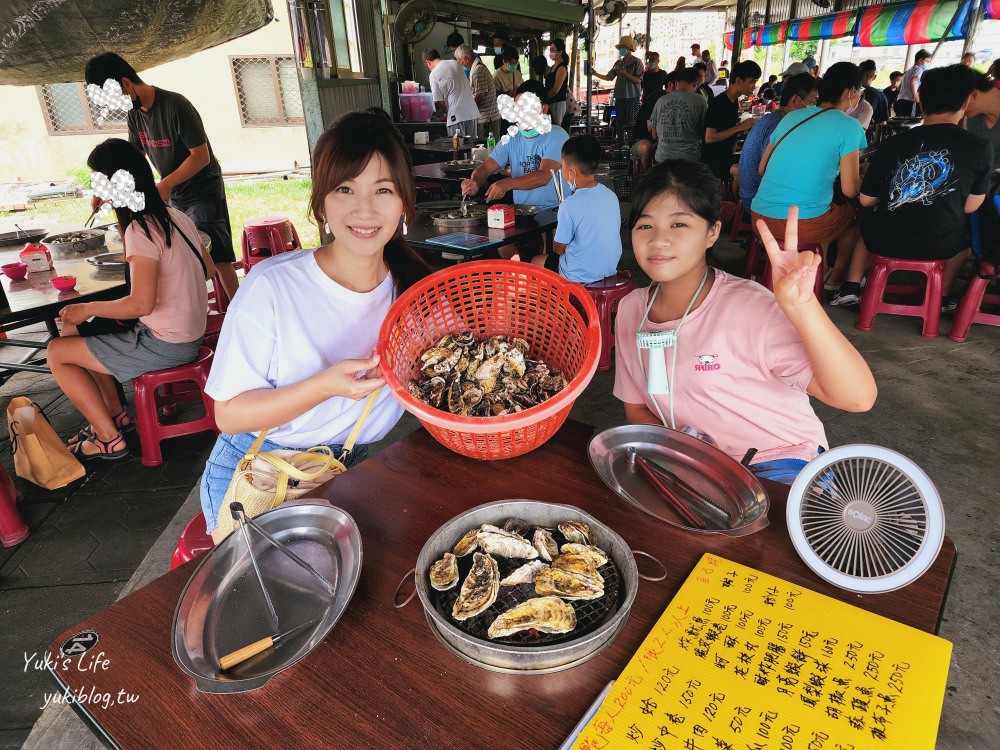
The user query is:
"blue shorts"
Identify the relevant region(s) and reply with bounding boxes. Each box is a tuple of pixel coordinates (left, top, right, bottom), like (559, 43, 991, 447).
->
(749, 447, 824, 485)
(200, 431, 369, 533)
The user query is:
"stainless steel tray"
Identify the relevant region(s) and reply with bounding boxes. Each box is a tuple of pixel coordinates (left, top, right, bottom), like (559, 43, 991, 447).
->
(86, 252, 127, 270)
(172, 501, 362, 693)
(0, 228, 47, 246)
(588, 424, 769, 537)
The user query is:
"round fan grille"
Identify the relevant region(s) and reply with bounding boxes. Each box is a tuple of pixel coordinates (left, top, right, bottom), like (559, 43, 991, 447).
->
(786, 445, 945, 593)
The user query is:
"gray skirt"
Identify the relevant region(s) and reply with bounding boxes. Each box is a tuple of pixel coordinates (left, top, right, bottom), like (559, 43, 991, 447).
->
(85, 322, 202, 383)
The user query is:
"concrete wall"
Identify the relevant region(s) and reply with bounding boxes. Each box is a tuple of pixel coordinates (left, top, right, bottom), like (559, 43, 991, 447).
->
(0, 11, 311, 183)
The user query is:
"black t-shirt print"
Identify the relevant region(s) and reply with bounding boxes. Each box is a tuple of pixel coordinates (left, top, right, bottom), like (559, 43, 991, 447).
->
(701, 93, 740, 174)
(860, 124, 994, 259)
(128, 87, 225, 204)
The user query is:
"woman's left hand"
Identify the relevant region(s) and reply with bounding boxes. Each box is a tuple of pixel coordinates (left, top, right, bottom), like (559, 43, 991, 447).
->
(756, 206, 820, 310)
(59, 303, 91, 325)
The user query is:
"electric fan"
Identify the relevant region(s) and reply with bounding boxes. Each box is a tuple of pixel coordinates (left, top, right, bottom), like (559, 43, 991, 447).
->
(786, 445, 945, 594)
(395, 0, 437, 44)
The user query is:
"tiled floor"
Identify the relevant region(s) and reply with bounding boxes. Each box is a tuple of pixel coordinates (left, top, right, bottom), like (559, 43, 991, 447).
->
(1, 218, 998, 749)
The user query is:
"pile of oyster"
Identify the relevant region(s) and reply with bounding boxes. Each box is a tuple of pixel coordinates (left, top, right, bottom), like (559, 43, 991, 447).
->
(428, 519, 611, 640)
(407, 333, 568, 417)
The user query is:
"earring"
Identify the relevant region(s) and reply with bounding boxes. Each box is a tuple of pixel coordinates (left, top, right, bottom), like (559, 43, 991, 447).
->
(323, 221, 330, 234)
(402, 217, 408, 236)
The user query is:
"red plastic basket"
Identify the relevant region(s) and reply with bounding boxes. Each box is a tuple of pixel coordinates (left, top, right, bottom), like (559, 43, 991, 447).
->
(377, 261, 601, 460)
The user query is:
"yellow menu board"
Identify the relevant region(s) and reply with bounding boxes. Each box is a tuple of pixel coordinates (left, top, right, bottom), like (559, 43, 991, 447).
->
(571, 554, 951, 750)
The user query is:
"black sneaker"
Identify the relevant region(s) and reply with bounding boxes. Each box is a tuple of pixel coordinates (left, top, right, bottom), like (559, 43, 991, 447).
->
(941, 295, 959, 313)
(830, 282, 862, 307)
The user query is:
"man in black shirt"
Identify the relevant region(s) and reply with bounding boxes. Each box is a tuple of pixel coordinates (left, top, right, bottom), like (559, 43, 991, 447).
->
(831, 65, 993, 309)
(85, 53, 240, 301)
(859, 60, 889, 138)
(701, 60, 761, 191)
(641, 52, 668, 101)
(882, 70, 903, 109)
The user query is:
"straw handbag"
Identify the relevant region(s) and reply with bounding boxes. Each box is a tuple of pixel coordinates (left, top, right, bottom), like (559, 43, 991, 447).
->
(214, 390, 380, 537)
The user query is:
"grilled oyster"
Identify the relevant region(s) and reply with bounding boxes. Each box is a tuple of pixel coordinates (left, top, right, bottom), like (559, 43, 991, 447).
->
(487, 596, 577, 639)
(478, 528, 539, 559)
(452, 552, 500, 621)
(503, 518, 531, 537)
(499, 560, 549, 586)
(558, 521, 591, 545)
(535, 567, 604, 600)
(453, 528, 480, 557)
(429, 553, 459, 591)
(552, 553, 603, 584)
(532, 528, 559, 562)
(559, 543, 609, 568)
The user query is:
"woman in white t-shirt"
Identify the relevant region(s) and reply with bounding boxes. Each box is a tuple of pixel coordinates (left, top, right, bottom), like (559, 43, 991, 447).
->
(48, 138, 215, 461)
(201, 109, 430, 542)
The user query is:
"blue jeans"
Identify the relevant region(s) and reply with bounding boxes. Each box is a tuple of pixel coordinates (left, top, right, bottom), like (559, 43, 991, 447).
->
(200, 431, 368, 533)
(749, 447, 825, 485)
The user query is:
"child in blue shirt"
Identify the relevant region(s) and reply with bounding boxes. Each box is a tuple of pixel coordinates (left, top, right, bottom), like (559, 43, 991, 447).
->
(530, 135, 623, 283)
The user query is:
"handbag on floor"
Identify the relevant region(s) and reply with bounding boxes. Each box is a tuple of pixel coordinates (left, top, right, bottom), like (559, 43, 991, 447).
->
(5, 397, 85, 489)
(214, 389, 380, 537)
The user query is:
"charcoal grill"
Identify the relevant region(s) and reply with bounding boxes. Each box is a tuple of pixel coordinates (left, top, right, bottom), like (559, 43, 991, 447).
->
(403, 500, 662, 673)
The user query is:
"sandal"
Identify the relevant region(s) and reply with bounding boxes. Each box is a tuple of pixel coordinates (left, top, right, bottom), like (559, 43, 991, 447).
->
(69, 432, 129, 461)
(67, 411, 133, 448)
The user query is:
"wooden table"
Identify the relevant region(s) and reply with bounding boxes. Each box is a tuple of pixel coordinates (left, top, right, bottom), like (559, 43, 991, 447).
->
(0, 242, 128, 378)
(46, 421, 956, 750)
(406, 208, 558, 262)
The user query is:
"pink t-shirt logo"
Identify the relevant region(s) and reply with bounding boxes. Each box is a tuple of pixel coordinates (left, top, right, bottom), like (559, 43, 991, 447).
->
(695, 354, 721, 371)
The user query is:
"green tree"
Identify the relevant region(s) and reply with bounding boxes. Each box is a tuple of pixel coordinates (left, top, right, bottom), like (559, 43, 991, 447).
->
(789, 41, 819, 61)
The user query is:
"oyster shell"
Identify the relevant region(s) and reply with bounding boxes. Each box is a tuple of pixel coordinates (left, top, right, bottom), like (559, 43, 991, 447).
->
(499, 560, 549, 586)
(452, 552, 500, 621)
(535, 567, 605, 600)
(478, 528, 539, 559)
(552, 553, 603, 584)
(559, 543, 609, 568)
(558, 521, 591, 545)
(503, 518, 531, 537)
(487, 596, 577, 639)
(532, 528, 559, 562)
(429, 553, 459, 591)
(453, 528, 480, 557)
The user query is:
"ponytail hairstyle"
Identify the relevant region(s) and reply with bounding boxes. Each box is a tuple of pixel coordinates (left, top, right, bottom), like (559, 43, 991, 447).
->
(87, 138, 172, 246)
(308, 109, 430, 296)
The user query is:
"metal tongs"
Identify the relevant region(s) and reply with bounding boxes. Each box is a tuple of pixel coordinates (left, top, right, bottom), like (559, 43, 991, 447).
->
(459, 192, 469, 217)
(627, 449, 732, 530)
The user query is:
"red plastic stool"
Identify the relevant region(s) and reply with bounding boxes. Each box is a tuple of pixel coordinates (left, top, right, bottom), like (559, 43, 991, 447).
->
(0, 461, 27, 547)
(132, 347, 219, 467)
(759, 239, 825, 302)
(203, 312, 226, 350)
(627, 155, 642, 176)
(729, 199, 754, 242)
(743, 233, 768, 281)
(856, 255, 945, 338)
(207, 261, 242, 314)
(948, 261, 1000, 342)
(170, 513, 214, 569)
(240, 216, 302, 272)
(584, 270, 635, 371)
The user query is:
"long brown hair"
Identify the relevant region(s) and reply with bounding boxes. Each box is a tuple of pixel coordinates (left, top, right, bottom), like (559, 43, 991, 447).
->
(309, 108, 429, 296)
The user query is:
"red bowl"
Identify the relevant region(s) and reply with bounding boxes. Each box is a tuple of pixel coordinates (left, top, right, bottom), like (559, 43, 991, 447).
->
(51, 275, 77, 291)
(2, 262, 27, 280)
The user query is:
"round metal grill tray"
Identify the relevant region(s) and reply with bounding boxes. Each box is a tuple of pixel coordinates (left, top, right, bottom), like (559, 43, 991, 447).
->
(431, 528, 623, 647)
(786, 445, 945, 593)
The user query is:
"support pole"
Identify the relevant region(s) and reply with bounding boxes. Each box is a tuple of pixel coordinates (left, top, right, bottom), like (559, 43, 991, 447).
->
(963, 0, 984, 56)
(587, 0, 595, 135)
(732, 0, 749, 64)
(569, 26, 579, 90)
(646, 0, 653, 56)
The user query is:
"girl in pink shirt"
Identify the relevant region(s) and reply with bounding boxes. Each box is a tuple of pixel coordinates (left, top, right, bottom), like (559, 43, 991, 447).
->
(614, 160, 876, 483)
(47, 138, 215, 461)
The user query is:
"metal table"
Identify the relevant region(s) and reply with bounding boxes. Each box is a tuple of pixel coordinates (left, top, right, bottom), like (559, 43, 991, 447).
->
(406, 208, 558, 263)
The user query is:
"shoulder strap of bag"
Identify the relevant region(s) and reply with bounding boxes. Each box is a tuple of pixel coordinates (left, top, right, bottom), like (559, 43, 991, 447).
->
(166, 214, 209, 279)
(242, 387, 382, 468)
(762, 107, 838, 176)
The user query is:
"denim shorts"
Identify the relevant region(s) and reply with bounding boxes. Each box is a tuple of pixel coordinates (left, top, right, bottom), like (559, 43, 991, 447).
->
(749, 447, 824, 486)
(200, 431, 369, 533)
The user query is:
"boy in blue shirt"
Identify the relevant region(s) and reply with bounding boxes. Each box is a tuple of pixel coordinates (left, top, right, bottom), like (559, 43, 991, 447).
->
(530, 136, 623, 283)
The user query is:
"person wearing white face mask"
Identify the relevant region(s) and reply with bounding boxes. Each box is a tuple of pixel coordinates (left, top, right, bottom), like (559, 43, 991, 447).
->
(491, 30, 510, 69)
(895, 48, 932, 117)
(593, 35, 644, 145)
(546, 39, 570, 128)
(460, 80, 569, 257)
(530, 136, 622, 282)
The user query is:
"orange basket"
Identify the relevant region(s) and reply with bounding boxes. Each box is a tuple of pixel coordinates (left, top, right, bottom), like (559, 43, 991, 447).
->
(377, 261, 601, 460)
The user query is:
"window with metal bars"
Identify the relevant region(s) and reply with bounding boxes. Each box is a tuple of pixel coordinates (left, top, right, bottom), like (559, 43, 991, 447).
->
(36, 82, 129, 136)
(231, 56, 304, 127)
